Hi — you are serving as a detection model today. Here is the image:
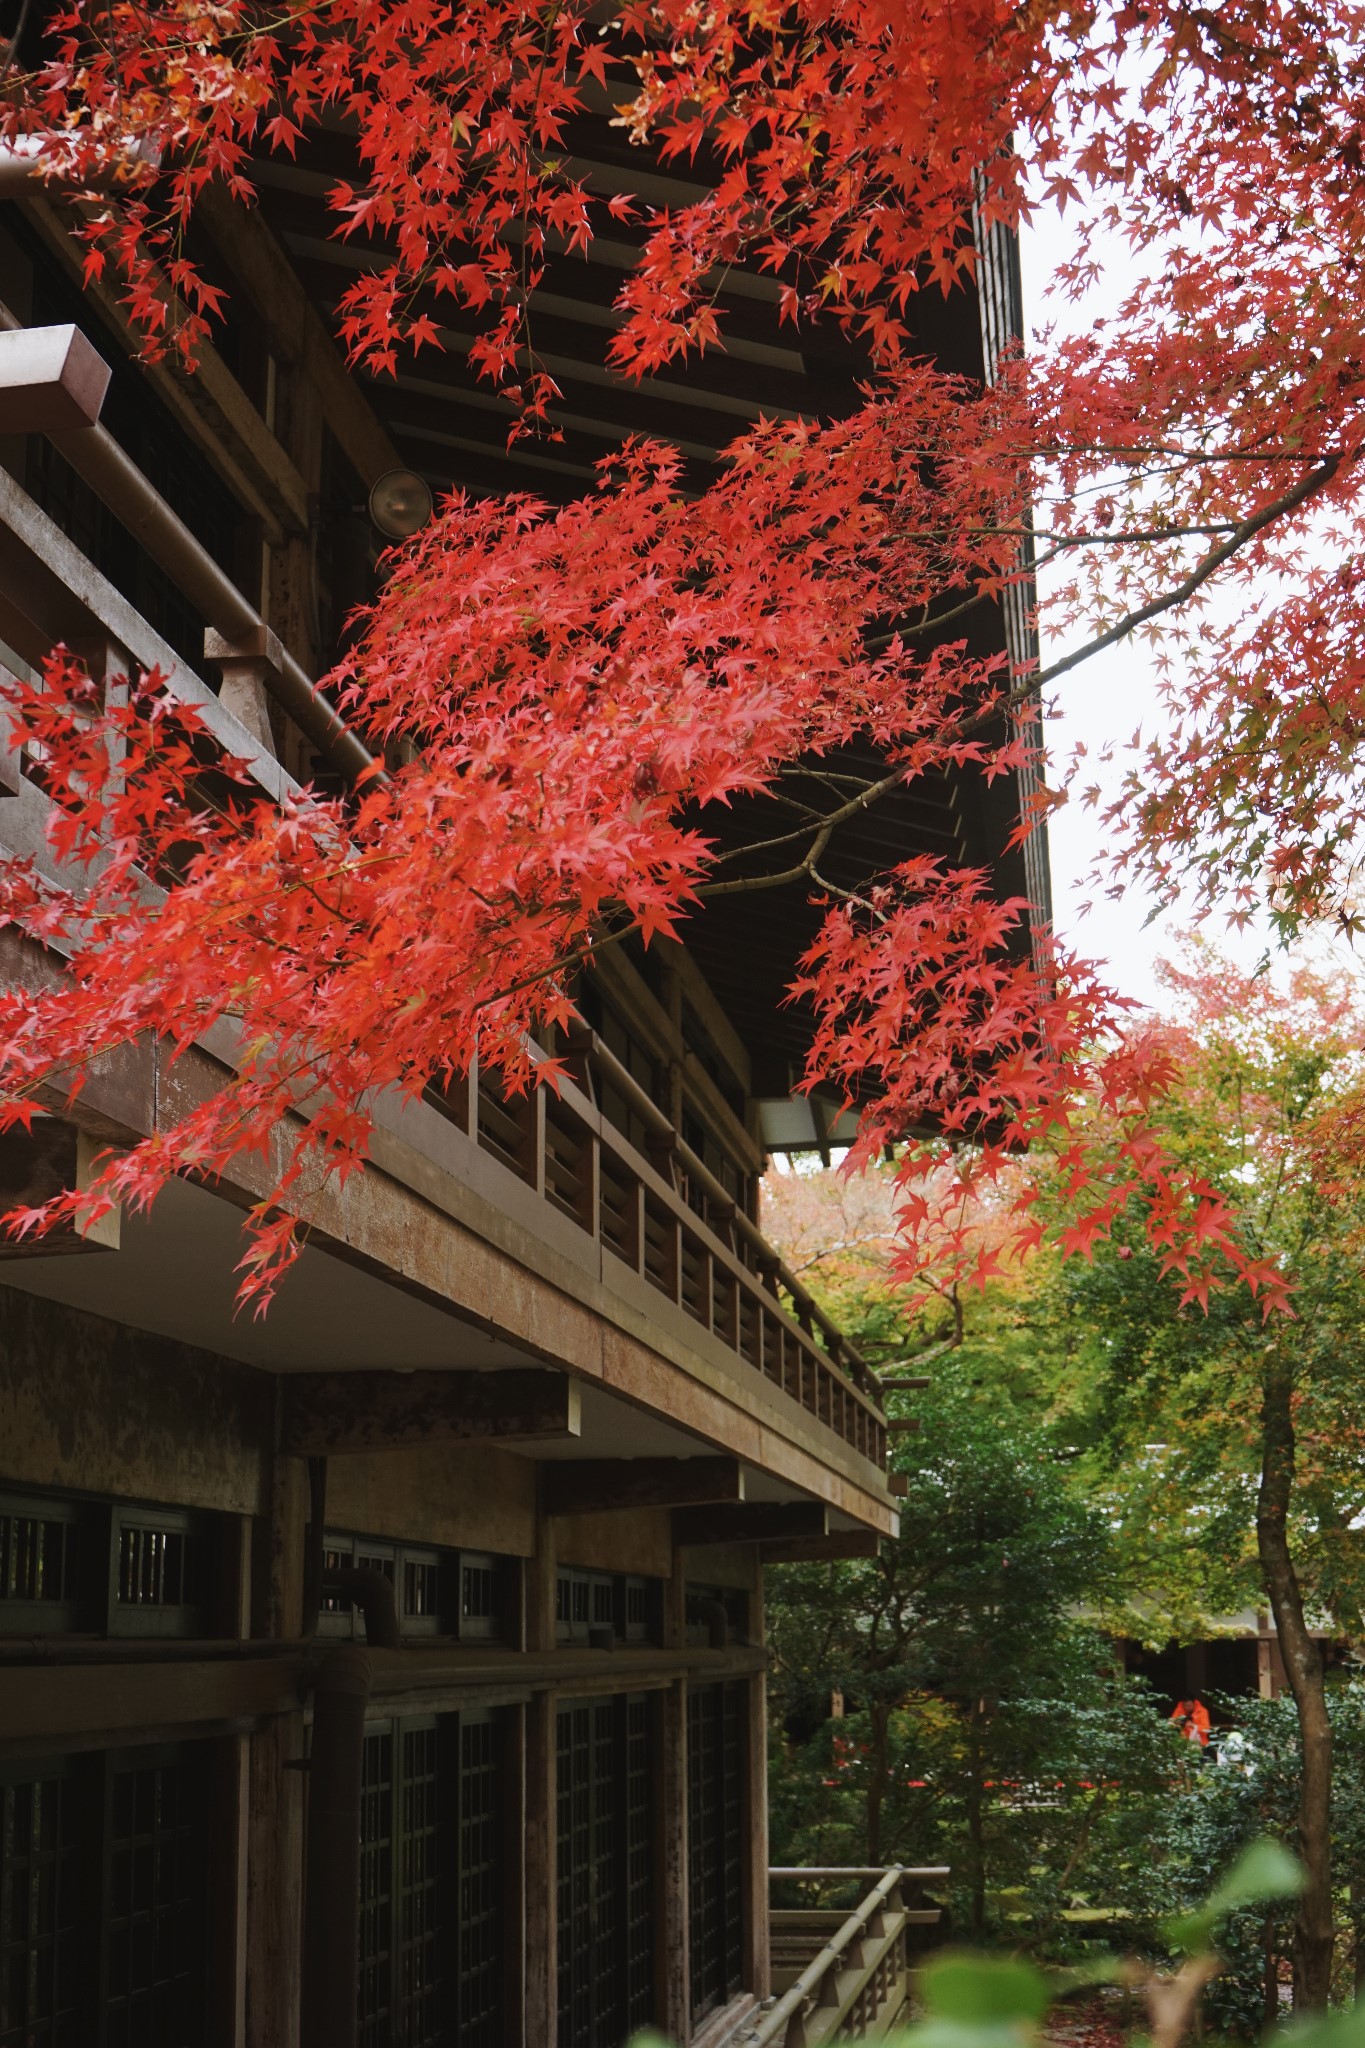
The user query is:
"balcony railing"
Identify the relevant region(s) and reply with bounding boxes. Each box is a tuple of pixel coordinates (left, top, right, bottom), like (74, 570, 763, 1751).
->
(425, 1034, 888, 1469)
(750, 1865, 947, 2047)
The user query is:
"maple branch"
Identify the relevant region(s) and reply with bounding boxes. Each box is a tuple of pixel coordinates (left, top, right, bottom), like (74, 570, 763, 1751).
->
(697, 818, 837, 897)
(1033, 453, 1346, 691)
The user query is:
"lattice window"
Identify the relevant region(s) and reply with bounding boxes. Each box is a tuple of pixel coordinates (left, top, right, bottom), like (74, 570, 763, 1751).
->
(357, 1713, 505, 2047)
(0, 1745, 210, 2048)
(622, 1578, 650, 1644)
(109, 1509, 206, 1639)
(396, 1724, 442, 2047)
(556, 1694, 654, 2048)
(0, 1765, 81, 2046)
(687, 1683, 745, 2023)
(457, 1716, 503, 2048)
(555, 1569, 590, 1643)
(622, 1699, 653, 2035)
(459, 1556, 497, 1641)
(0, 1495, 83, 1633)
(405, 1556, 441, 1623)
(323, 1534, 508, 1641)
(359, 1731, 395, 2048)
(104, 1751, 207, 2047)
(0, 1489, 219, 1639)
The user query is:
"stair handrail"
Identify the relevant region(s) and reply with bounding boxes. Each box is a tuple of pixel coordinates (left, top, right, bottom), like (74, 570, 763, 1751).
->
(747, 1862, 946, 2047)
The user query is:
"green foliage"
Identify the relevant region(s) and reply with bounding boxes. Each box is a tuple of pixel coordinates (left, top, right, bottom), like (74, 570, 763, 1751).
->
(768, 1384, 1182, 1945)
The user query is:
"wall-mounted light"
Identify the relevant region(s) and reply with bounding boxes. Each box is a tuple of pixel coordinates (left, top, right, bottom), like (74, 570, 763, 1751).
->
(367, 468, 434, 540)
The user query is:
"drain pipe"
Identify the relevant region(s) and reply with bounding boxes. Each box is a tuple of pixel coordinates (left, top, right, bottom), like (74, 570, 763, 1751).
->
(300, 1569, 401, 2048)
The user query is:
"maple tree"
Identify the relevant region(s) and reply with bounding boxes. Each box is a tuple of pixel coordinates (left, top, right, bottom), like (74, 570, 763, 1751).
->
(1013, 951, 1365, 2009)
(0, 8, 1362, 1342)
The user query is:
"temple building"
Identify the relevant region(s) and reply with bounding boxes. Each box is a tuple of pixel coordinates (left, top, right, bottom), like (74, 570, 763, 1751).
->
(0, 121, 1042, 2048)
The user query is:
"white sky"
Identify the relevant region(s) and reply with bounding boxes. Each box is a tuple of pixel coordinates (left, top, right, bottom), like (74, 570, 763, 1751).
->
(1017, 210, 1282, 1012)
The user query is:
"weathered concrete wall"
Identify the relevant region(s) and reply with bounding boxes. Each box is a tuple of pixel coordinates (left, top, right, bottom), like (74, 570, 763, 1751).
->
(0, 1280, 272, 1512)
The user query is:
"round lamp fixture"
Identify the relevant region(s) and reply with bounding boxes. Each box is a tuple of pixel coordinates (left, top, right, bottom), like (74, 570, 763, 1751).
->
(368, 467, 434, 540)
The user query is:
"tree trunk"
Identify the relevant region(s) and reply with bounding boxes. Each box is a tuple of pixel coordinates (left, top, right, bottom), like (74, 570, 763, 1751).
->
(1257, 1359, 1334, 2009)
(865, 1700, 889, 1866)
(966, 1698, 986, 1941)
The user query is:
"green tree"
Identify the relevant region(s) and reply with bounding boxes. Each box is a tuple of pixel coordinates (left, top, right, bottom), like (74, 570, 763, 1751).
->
(766, 1385, 1166, 1941)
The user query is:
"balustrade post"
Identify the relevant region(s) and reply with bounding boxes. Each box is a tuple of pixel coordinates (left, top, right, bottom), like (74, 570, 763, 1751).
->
(583, 1129, 601, 1241)
(817, 1961, 842, 2008)
(529, 1085, 547, 1198)
(782, 2008, 808, 2048)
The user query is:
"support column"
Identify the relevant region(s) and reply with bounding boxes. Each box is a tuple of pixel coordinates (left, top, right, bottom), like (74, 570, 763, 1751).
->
(743, 1570, 770, 2000)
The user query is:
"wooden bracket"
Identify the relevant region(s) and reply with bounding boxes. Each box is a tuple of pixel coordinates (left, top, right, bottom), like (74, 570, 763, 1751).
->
(760, 1530, 881, 1564)
(544, 1456, 744, 1517)
(281, 1368, 581, 1456)
(0, 1118, 120, 1256)
(204, 623, 288, 755)
(673, 1501, 827, 1548)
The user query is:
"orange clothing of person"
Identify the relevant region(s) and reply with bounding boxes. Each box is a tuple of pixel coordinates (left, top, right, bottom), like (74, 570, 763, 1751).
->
(1170, 1698, 1211, 1746)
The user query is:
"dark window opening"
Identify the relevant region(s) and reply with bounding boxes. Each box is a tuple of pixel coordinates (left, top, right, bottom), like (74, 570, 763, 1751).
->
(556, 1694, 653, 2048)
(0, 1743, 210, 2048)
(687, 1683, 745, 2023)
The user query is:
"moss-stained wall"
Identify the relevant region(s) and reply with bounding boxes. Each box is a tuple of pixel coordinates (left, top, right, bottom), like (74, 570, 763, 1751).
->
(0, 1280, 272, 1513)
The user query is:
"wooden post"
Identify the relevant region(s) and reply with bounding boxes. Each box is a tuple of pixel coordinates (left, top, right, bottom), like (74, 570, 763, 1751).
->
(743, 1572, 770, 2002)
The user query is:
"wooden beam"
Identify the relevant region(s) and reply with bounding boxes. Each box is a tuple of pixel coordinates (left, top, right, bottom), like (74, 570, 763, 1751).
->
(760, 1531, 881, 1564)
(877, 1376, 932, 1391)
(673, 1502, 827, 1548)
(23, 195, 310, 539)
(545, 1456, 744, 1517)
(0, 1657, 304, 1749)
(281, 1368, 581, 1455)
(0, 323, 109, 432)
(200, 187, 403, 490)
(888, 1472, 910, 1499)
(887, 1419, 921, 1435)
